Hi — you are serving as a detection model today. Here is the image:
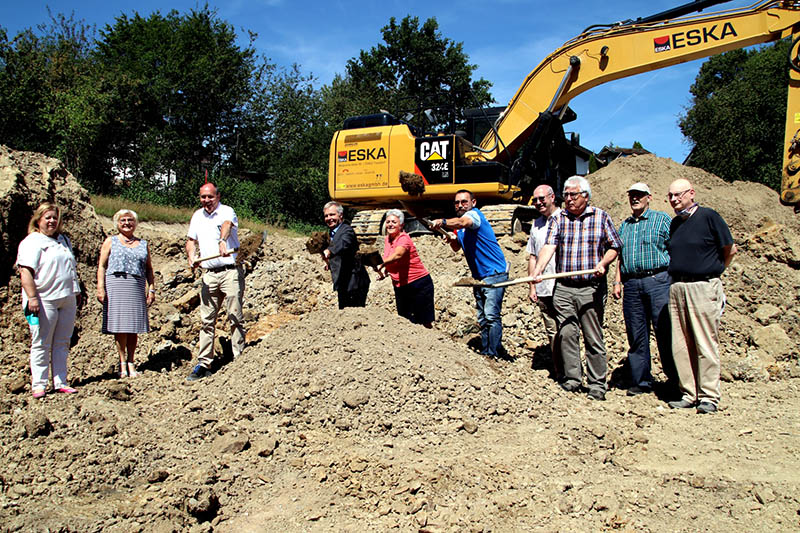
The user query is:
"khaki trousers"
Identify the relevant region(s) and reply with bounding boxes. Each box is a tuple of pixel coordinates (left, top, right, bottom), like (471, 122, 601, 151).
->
(198, 266, 245, 368)
(668, 278, 723, 405)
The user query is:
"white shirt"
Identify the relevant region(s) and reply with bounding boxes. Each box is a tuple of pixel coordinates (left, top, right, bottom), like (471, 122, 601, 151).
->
(526, 208, 560, 297)
(16, 232, 80, 306)
(187, 203, 240, 269)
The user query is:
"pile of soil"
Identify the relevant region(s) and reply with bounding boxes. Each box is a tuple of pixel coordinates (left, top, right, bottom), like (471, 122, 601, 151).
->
(0, 147, 798, 531)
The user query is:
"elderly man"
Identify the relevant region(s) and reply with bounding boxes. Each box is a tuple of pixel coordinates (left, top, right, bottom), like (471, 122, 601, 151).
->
(432, 190, 509, 357)
(531, 176, 622, 400)
(666, 179, 736, 414)
(185, 182, 245, 381)
(526, 184, 562, 379)
(322, 201, 370, 309)
(613, 182, 676, 396)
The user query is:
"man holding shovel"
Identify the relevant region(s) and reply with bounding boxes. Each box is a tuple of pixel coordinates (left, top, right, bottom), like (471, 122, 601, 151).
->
(530, 176, 622, 400)
(185, 182, 245, 382)
(432, 190, 509, 358)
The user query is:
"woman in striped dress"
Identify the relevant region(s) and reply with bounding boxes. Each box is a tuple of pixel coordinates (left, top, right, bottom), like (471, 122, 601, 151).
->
(96, 209, 155, 378)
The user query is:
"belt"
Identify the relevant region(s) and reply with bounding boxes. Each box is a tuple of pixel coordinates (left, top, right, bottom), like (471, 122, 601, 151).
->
(672, 273, 716, 283)
(559, 278, 597, 288)
(206, 264, 237, 273)
(622, 266, 667, 281)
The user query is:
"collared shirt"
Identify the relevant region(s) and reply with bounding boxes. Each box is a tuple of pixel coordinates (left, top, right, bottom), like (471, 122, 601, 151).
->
(526, 208, 561, 297)
(187, 203, 240, 269)
(544, 205, 622, 282)
(618, 208, 671, 275)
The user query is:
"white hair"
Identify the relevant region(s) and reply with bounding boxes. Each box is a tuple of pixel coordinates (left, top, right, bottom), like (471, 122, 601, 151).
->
(323, 201, 344, 216)
(113, 209, 139, 226)
(563, 175, 591, 200)
(385, 209, 404, 225)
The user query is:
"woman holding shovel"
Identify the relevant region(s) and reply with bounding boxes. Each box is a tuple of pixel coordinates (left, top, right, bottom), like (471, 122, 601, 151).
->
(97, 209, 155, 378)
(377, 209, 435, 328)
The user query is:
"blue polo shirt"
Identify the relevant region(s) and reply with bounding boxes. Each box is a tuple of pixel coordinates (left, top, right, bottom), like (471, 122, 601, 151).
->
(457, 209, 508, 279)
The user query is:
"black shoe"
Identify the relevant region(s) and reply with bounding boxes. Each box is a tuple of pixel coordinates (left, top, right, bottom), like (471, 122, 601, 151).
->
(186, 364, 211, 382)
(668, 398, 695, 409)
(627, 386, 652, 397)
(560, 381, 580, 393)
(696, 401, 718, 414)
(587, 389, 606, 401)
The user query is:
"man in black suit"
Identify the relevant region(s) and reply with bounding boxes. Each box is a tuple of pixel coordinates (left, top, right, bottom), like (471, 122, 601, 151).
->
(322, 201, 370, 309)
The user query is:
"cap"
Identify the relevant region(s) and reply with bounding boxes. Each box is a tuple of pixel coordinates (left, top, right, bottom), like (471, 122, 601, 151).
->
(627, 182, 651, 195)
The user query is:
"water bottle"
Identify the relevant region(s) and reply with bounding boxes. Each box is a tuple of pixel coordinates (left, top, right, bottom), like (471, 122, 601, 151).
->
(24, 304, 39, 326)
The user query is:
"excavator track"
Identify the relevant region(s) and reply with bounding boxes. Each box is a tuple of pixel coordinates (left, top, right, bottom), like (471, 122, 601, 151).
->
(350, 204, 537, 240)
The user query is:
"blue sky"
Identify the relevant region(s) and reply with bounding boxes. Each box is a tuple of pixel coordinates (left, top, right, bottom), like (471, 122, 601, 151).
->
(1, 0, 756, 162)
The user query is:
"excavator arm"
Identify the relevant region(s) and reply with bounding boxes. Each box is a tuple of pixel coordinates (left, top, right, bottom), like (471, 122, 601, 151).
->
(481, 0, 800, 204)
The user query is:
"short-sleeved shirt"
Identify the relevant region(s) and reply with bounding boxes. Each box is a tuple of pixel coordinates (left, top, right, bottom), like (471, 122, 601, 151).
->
(187, 203, 240, 269)
(526, 208, 561, 297)
(16, 232, 80, 306)
(456, 208, 508, 280)
(544, 205, 622, 282)
(668, 206, 733, 278)
(618, 208, 671, 275)
(383, 232, 429, 287)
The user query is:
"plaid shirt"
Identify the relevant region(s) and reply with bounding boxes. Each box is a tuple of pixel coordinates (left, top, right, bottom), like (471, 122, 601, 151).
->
(545, 205, 622, 282)
(618, 208, 671, 275)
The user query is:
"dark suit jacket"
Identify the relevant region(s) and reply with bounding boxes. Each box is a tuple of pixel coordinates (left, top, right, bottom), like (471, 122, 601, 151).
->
(327, 222, 370, 293)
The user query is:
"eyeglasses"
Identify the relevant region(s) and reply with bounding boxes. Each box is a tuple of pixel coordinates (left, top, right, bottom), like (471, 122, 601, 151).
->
(454, 199, 471, 206)
(563, 191, 585, 199)
(667, 189, 691, 200)
(532, 196, 549, 203)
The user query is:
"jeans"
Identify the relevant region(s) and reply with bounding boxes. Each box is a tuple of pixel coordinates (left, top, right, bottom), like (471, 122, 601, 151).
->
(622, 270, 674, 389)
(472, 272, 508, 356)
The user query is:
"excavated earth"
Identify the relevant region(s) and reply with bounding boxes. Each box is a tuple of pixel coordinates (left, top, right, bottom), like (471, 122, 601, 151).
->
(0, 146, 799, 532)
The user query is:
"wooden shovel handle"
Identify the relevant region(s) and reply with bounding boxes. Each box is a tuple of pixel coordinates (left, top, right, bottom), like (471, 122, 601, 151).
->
(488, 268, 599, 288)
(195, 247, 239, 264)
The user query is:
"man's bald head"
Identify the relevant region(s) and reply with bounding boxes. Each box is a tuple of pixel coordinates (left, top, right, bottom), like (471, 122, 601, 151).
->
(199, 182, 221, 214)
(668, 179, 695, 213)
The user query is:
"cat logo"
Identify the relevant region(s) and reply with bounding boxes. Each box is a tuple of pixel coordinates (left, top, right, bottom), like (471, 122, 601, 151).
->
(419, 140, 449, 161)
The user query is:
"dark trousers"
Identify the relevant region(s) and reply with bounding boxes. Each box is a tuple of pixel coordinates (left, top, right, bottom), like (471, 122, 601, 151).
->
(338, 286, 368, 309)
(622, 270, 676, 388)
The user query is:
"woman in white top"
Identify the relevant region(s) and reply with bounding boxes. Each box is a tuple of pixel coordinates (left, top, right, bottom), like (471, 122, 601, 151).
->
(16, 203, 82, 399)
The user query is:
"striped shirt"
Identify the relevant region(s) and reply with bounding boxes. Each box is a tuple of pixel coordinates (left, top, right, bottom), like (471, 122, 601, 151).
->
(618, 208, 671, 275)
(545, 205, 622, 282)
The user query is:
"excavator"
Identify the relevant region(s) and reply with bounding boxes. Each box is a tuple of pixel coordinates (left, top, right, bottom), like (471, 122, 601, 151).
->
(328, 0, 800, 236)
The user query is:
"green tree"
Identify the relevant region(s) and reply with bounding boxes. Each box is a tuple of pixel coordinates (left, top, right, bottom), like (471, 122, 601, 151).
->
(94, 6, 256, 198)
(322, 15, 493, 132)
(632, 140, 644, 150)
(679, 39, 790, 191)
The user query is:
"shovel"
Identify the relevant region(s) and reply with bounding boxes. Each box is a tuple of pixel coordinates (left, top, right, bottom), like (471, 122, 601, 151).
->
(192, 247, 240, 266)
(454, 268, 598, 288)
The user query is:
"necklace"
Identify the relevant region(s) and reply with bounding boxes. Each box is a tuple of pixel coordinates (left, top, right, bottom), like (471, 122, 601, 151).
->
(120, 235, 136, 245)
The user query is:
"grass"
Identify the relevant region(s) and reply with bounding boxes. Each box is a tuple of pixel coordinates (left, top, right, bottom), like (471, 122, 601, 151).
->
(91, 195, 322, 236)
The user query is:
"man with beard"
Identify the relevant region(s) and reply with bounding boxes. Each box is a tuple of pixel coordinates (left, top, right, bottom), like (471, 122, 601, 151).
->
(432, 190, 509, 357)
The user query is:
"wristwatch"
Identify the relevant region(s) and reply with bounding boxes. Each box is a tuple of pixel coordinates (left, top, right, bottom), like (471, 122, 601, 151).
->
(441, 218, 447, 227)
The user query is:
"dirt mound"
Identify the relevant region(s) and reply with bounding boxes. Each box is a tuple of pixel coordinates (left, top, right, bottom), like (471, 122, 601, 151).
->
(0, 150, 799, 531)
(0, 145, 105, 282)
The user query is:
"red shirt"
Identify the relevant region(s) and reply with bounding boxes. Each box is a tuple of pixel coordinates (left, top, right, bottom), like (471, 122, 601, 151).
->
(383, 232, 429, 287)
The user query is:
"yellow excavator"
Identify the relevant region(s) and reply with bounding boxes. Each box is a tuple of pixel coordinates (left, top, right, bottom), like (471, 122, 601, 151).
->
(328, 0, 800, 236)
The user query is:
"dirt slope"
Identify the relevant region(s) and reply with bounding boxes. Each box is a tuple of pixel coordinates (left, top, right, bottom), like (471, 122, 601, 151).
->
(0, 149, 799, 532)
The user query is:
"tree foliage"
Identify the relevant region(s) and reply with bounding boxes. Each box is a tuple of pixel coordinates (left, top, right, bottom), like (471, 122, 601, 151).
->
(324, 16, 493, 132)
(679, 39, 790, 191)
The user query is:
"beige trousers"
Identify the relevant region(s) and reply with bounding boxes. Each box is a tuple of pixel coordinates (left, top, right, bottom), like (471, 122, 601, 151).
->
(668, 278, 723, 405)
(197, 266, 245, 368)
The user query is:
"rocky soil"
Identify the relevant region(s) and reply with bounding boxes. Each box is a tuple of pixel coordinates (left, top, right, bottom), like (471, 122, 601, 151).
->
(0, 146, 798, 532)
